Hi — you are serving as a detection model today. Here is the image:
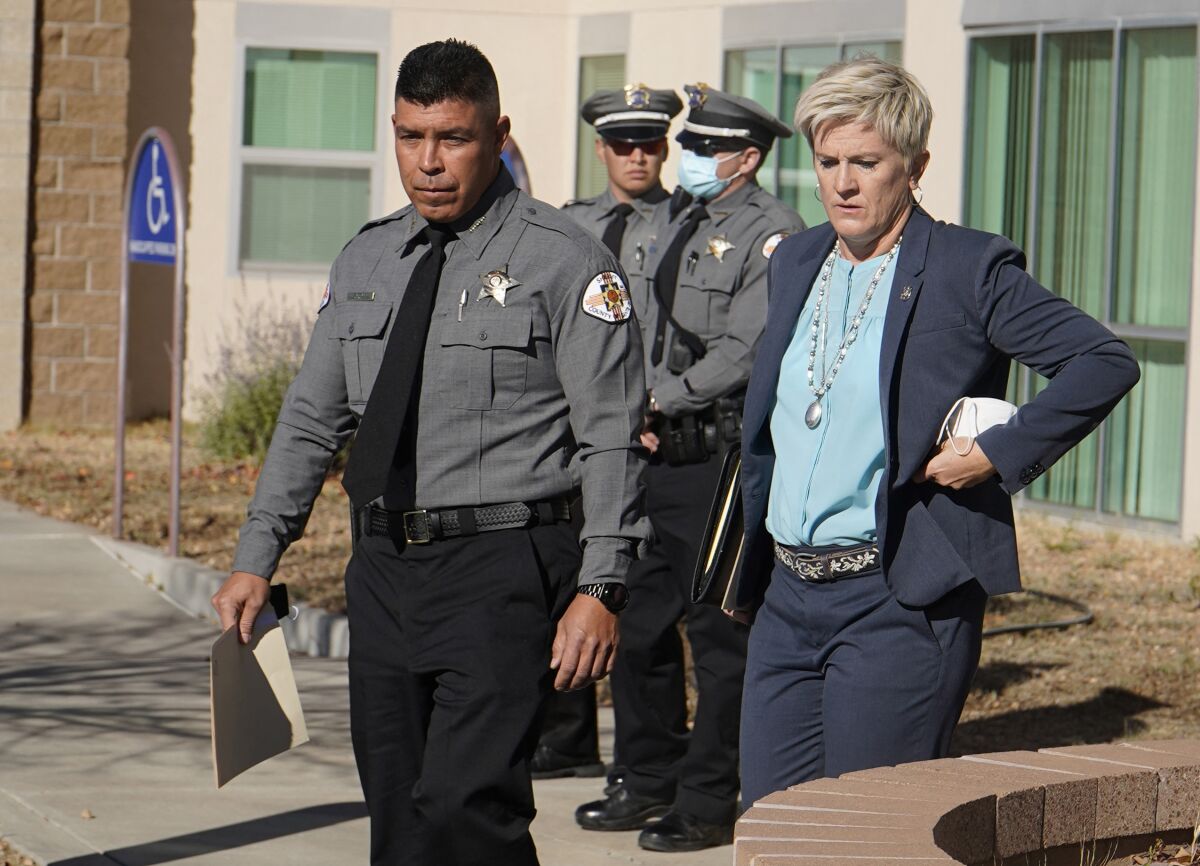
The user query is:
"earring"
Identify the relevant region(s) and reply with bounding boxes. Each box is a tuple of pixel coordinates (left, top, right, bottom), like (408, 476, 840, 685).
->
(812, 186, 822, 202)
(911, 185, 924, 206)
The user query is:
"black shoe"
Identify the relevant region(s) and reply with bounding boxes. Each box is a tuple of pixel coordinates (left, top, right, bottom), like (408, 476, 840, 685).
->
(603, 765, 626, 796)
(575, 785, 672, 831)
(637, 810, 734, 852)
(529, 744, 606, 780)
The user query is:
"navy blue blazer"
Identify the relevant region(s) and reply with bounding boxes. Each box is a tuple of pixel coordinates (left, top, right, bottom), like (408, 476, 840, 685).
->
(735, 208, 1140, 610)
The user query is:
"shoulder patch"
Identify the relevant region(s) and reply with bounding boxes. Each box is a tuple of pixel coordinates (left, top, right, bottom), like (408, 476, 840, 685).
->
(581, 271, 632, 324)
(317, 282, 331, 313)
(762, 231, 789, 259)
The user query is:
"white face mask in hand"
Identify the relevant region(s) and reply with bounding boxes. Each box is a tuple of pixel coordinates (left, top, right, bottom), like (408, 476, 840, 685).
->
(938, 396, 1018, 456)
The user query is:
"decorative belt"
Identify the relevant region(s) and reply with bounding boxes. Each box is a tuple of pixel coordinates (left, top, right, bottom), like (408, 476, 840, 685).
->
(773, 540, 881, 583)
(355, 498, 571, 545)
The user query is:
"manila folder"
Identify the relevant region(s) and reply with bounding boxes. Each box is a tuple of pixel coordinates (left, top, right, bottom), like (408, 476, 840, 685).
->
(210, 613, 309, 788)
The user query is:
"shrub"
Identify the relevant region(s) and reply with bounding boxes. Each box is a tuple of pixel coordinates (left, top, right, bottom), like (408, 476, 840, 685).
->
(198, 300, 311, 463)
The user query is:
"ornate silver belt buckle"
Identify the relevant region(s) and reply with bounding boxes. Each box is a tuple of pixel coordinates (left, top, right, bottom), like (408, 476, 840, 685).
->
(402, 510, 433, 544)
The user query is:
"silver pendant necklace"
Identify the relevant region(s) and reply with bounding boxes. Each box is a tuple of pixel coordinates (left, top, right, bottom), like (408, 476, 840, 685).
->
(805, 238, 901, 429)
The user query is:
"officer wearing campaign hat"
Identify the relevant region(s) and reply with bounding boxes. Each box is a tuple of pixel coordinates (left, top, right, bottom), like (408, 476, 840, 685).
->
(538, 85, 682, 786)
(563, 85, 683, 314)
(576, 83, 804, 853)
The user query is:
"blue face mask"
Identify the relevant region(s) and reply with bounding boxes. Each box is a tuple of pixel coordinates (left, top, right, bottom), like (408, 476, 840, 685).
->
(678, 149, 744, 200)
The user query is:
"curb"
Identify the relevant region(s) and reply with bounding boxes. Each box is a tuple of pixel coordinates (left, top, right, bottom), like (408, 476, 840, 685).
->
(90, 536, 350, 658)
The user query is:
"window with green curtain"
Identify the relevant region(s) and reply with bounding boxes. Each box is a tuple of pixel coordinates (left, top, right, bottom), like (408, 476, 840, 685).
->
(964, 34, 1034, 249)
(575, 55, 626, 200)
(779, 45, 838, 222)
(725, 49, 779, 195)
(1114, 27, 1197, 329)
(1103, 339, 1185, 522)
(241, 164, 371, 265)
(727, 41, 901, 219)
(1033, 31, 1112, 320)
(964, 25, 1196, 525)
(243, 48, 377, 151)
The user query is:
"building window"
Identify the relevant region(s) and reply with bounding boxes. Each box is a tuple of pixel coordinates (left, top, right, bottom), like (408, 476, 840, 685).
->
(239, 47, 377, 268)
(575, 54, 626, 200)
(964, 25, 1197, 524)
(725, 40, 902, 227)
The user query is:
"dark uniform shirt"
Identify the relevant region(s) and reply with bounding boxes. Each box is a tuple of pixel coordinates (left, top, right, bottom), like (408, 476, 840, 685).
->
(233, 169, 651, 586)
(645, 181, 805, 415)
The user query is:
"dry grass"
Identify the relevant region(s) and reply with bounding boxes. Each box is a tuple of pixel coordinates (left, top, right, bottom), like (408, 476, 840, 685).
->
(2, 423, 1199, 750)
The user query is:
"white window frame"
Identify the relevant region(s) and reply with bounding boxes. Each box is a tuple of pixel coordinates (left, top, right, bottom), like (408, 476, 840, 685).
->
(229, 35, 390, 276)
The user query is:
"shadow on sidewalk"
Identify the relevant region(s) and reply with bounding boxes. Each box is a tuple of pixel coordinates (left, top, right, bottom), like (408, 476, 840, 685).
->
(47, 801, 367, 865)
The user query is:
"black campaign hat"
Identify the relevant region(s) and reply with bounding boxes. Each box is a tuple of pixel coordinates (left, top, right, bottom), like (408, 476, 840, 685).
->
(675, 83, 793, 151)
(581, 84, 683, 143)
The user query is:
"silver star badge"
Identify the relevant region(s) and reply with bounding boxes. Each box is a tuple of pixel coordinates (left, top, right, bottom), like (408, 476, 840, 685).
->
(706, 234, 736, 262)
(479, 269, 519, 307)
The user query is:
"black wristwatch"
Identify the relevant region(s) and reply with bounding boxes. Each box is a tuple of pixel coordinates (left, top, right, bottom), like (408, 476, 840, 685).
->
(576, 582, 629, 613)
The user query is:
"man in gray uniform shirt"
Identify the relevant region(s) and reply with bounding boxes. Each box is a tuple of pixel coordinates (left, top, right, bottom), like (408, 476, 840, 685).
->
(535, 83, 681, 784)
(576, 84, 804, 853)
(211, 40, 649, 866)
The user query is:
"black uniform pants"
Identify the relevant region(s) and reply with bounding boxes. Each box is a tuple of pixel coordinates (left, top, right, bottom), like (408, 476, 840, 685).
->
(537, 686, 600, 760)
(610, 457, 749, 824)
(345, 523, 579, 866)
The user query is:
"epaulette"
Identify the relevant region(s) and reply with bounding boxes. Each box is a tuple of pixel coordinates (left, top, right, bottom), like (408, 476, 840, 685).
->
(338, 206, 410, 255)
(519, 195, 602, 254)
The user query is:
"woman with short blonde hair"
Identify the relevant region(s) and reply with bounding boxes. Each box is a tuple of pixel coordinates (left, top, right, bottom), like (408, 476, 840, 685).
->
(734, 55, 1139, 804)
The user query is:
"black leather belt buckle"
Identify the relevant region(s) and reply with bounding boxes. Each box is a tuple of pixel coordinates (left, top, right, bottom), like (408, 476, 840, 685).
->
(402, 510, 433, 544)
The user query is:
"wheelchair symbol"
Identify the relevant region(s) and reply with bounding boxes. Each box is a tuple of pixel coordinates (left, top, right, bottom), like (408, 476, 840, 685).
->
(146, 141, 170, 236)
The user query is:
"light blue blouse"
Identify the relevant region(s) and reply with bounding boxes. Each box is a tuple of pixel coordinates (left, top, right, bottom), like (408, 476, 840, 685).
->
(765, 248, 898, 547)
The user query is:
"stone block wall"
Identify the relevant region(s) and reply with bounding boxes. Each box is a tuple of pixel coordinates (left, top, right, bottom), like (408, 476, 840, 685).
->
(28, 0, 128, 425)
(735, 739, 1200, 865)
(0, 0, 35, 432)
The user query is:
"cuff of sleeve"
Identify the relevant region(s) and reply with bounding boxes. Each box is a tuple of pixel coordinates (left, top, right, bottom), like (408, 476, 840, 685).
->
(577, 537, 635, 586)
(232, 539, 283, 582)
(651, 376, 693, 417)
(975, 427, 1035, 495)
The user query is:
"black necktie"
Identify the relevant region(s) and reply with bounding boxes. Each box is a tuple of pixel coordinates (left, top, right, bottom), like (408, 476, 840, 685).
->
(600, 203, 635, 256)
(341, 224, 454, 509)
(650, 205, 708, 365)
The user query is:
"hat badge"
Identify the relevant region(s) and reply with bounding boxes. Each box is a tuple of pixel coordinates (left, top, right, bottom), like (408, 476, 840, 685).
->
(624, 83, 651, 109)
(684, 83, 709, 109)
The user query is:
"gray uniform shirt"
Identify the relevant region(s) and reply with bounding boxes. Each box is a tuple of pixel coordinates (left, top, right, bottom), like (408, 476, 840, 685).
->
(645, 181, 805, 416)
(233, 169, 651, 586)
(563, 186, 673, 365)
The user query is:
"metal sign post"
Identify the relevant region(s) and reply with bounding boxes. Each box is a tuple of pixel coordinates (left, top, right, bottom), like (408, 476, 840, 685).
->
(115, 128, 187, 557)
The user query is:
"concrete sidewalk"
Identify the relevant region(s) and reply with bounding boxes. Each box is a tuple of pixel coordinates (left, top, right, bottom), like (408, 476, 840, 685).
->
(0, 501, 730, 866)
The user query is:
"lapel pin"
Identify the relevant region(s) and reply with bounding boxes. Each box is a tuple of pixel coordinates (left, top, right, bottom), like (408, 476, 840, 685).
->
(900, 285, 913, 301)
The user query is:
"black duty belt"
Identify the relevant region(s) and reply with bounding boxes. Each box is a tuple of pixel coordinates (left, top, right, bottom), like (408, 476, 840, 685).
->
(773, 540, 881, 583)
(355, 498, 572, 545)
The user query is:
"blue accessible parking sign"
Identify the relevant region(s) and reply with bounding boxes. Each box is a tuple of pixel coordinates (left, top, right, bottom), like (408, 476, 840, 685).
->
(127, 137, 177, 264)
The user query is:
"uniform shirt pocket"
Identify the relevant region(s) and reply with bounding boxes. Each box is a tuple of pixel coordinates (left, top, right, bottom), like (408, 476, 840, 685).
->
(439, 307, 532, 410)
(332, 304, 393, 407)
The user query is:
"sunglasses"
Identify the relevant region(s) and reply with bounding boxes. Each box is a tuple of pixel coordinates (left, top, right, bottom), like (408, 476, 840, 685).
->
(605, 139, 667, 157)
(685, 140, 745, 159)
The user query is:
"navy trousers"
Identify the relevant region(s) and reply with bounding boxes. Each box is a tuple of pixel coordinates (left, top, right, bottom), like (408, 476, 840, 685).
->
(739, 562, 987, 806)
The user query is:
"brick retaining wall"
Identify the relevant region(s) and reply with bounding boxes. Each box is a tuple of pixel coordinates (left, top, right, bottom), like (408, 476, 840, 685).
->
(735, 740, 1200, 865)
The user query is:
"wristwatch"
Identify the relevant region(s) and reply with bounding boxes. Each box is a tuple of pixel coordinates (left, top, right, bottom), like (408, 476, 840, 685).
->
(647, 392, 660, 414)
(576, 582, 629, 613)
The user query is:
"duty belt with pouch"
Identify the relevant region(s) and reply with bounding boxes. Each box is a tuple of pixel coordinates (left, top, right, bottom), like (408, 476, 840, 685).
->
(658, 395, 744, 467)
(351, 497, 571, 548)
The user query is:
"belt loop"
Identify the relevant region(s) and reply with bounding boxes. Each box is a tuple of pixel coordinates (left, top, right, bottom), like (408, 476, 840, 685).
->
(536, 501, 554, 526)
(456, 507, 477, 536)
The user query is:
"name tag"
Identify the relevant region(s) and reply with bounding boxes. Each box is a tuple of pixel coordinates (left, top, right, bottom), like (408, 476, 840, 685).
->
(346, 291, 376, 302)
